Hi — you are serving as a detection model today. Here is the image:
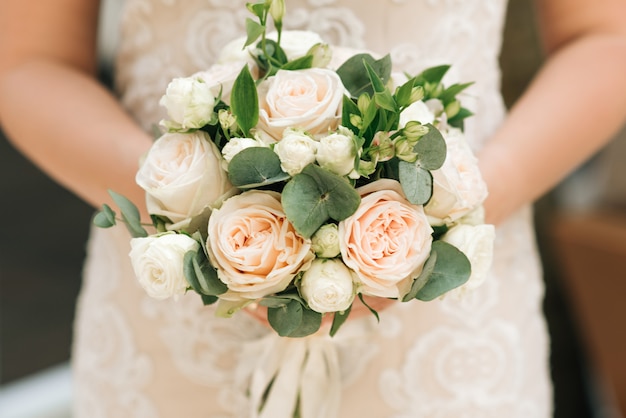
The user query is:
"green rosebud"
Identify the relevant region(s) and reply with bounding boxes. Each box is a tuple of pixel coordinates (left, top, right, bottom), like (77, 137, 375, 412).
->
(409, 85, 425, 103)
(307, 43, 332, 68)
(349, 114, 363, 130)
(357, 159, 377, 177)
(269, 0, 285, 24)
(445, 100, 461, 119)
(311, 223, 341, 258)
(218, 109, 237, 132)
(368, 131, 395, 162)
(403, 120, 429, 141)
(394, 137, 418, 163)
(357, 93, 371, 114)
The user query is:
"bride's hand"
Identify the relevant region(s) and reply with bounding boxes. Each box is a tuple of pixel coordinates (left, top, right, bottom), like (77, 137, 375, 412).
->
(244, 295, 396, 329)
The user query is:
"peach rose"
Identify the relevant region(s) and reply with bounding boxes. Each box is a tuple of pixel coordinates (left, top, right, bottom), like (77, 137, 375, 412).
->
(257, 68, 345, 140)
(339, 179, 433, 298)
(206, 190, 314, 300)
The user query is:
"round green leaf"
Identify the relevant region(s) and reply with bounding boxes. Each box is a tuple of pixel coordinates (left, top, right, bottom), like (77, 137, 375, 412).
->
(415, 124, 447, 171)
(415, 241, 471, 301)
(398, 161, 433, 205)
(268, 300, 304, 337)
(228, 147, 290, 189)
(282, 164, 361, 238)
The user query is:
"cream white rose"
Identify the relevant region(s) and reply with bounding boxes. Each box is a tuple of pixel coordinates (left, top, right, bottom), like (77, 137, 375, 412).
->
(274, 128, 318, 175)
(425, 128, 488, 225)
(129, 233, 200, 300)
(311, 223, 341, 258)
(159, 76, 216, 131)
(217, 36, 256, 65)
(339, 179, 433, 298)
(442, 223, 495, 290)
(136, 131, 233, 224)
(300, 258, 356, 313)
(207, 190, 314, 299)
(399, 100, 435, 128)
(267, 30, 325, 61)
(316, 128, 358, 177)
(258, 68, 345, 140)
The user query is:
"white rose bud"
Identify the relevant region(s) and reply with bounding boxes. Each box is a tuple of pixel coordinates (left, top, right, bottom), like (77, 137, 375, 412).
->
(221, 137, 266, 169)
(308, 43, 333, 68)
(316, 127, 358, 177)
(300, 259, 356, 313)
(129, 233, 200, 300)
(274, 129, 318, 175)
(399, 100, 435, 128)
(159, 76, 216, 131)
(442, 224, 495, 290)
(311, 223, 341, 258)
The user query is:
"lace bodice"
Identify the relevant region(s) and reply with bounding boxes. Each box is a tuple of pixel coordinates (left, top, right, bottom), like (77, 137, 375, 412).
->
(71, 1, 553, 417)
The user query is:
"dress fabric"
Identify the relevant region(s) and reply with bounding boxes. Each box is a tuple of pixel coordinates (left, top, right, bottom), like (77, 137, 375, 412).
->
(72, 0, 553, 416)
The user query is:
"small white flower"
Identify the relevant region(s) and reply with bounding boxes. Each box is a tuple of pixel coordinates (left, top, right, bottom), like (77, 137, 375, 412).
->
(399, 100, 435, 128)
(300, 259, 356, 313)
(129, 233, 200, 300)
(311, 224, 341, 258)
(221, 137, 266, 170)
(316, 127, 358, 177)
(159, 76, 216, 131)
(274, 129, 318, 175)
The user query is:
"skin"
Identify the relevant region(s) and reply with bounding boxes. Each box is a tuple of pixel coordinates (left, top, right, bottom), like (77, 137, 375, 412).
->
(1, 0, 626, 323)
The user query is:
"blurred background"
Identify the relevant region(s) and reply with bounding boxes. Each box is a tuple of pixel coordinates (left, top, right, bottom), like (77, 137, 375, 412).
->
(1, 0, 625, 417)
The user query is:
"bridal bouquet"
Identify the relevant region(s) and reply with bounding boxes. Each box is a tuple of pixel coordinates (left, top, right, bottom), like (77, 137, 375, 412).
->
(95, 0, 495, 338)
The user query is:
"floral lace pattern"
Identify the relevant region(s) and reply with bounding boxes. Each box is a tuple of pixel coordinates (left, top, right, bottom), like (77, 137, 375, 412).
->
(72, 0, 553, 416)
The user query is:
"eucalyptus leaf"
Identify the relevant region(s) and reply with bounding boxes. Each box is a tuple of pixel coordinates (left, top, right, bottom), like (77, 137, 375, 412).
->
(415, 241, 471, 301)
(268, 299, 303, 337)
(282, 164, 361, 238)
(227, 147, 290, 188)
(286, 306, 322, 338)
(109, 190, 148, 238)
(230, 65, 259, 137)
(398, 161, 433, 205)
(93, 204, 116, 228)
(415, 124, 447, 171)
(336, 54, 391, 98)
(402, 251, 437, 302)
(183, 250, 227, 296)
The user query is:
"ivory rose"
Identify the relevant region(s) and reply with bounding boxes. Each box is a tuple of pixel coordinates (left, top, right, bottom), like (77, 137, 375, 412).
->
(273, 129, 318, 175)
(339, 179, 433, 298)
(191, 61, 256, 104)
(424, 128, 488, 225)
(442, 223, 496, 290)
(257, 68, 345, 140)
(159, 75, 216, 131)
(129, 233, 199, 300)
(136, 131, 233, 224)
(206, 190, 314, 299)
(300, 258, 356, 313)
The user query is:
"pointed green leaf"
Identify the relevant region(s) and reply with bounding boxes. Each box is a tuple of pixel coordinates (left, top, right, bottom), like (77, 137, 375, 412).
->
(398, 161, 433, 205)
(227, 147, 290, 188)
(438, 82, 474, 104)
(363, 60, 386, 93)
(230, 65, 259, 136)
(413, 65, 450, 85)
(281, 54, 313, 70)
(282, 164, 361, 237)
(341, 95, 361, 133)
(395, 78, 415, 107)
(415, 241, 471, 301)
(108, 190, 147, 237)
(243, 18, 265, 48)
(330, 303, 352, 337)
(447, 107, 474, 130)
(201, 295, 218, 305)
(374, 90, 397, 112)
(415, 124, 447, 170)
(357, 294, 380, 322)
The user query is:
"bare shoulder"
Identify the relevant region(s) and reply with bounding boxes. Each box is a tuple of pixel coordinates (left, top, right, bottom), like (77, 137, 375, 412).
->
(534, 0, 626, 52)
(0, 0, 101, 75)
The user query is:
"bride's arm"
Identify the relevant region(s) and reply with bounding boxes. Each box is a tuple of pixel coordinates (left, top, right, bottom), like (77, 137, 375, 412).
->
(0, 0, 152, 217)
(479, 0, 626, 225)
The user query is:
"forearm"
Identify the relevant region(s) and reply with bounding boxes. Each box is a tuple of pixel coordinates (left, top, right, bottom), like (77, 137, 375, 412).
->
(480, 33, 626, 225)
(0, 59, 152, 216)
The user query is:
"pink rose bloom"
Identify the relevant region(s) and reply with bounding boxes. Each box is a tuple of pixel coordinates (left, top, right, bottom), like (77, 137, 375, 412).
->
(206, 190, 314, 300)
(257, 68, 345, 140)
(339, 179, 433, 299)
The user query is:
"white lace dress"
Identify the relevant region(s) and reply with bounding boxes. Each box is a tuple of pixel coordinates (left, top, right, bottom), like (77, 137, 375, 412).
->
(72, 0, 553, 416)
